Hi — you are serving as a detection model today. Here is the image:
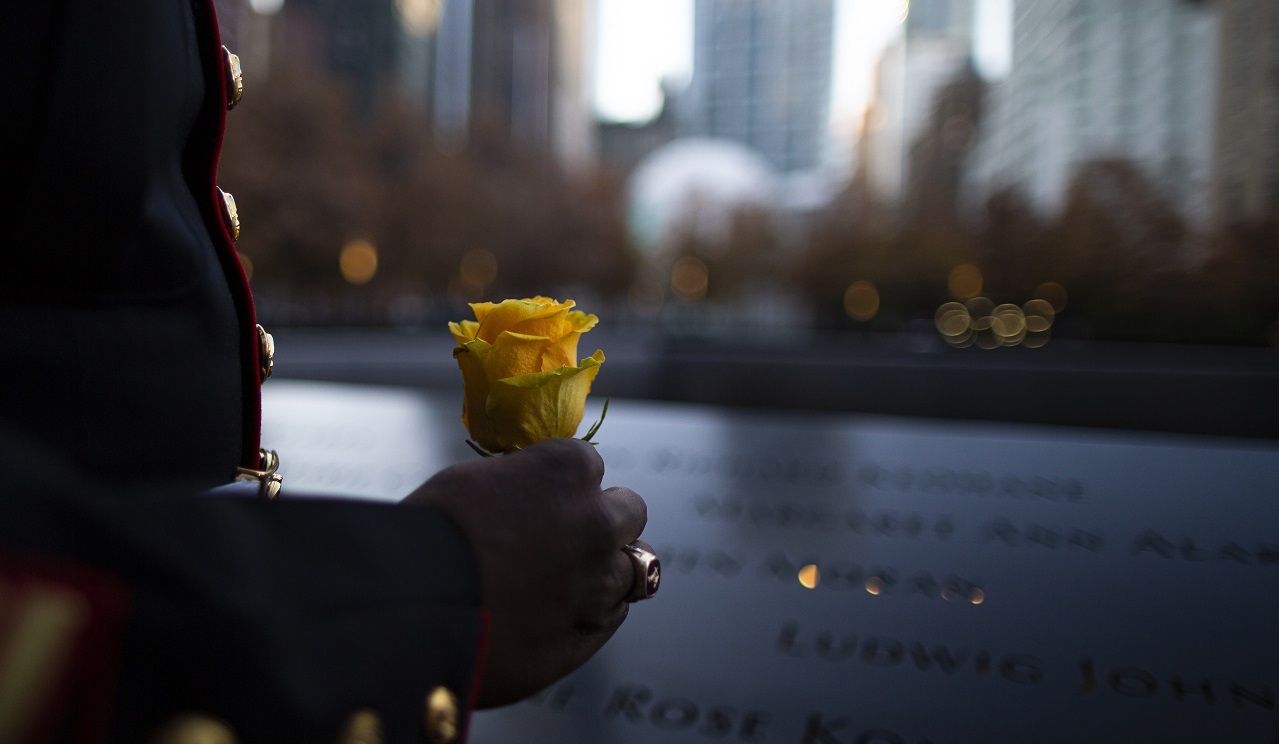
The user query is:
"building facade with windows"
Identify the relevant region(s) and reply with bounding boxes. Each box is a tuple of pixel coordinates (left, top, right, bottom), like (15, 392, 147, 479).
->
(859, 0, 976, 205)
(965, 0, 1217, 220)
(678, 0, 836, 175)
(1210, 0, 1279, 226)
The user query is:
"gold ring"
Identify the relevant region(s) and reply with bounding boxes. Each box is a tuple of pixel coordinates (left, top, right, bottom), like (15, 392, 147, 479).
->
(622, 541, 660, 602)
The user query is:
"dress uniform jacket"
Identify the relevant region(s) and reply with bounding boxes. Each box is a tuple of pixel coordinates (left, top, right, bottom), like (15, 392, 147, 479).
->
(0, 1, 486, 741)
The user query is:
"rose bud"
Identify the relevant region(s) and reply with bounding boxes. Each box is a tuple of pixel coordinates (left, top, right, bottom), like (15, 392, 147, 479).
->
(449, 297, 605, 453)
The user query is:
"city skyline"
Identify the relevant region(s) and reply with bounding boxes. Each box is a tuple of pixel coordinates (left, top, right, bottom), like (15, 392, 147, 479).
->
(594, 0, 1013, 180)
(678, 0, 838, 174)
(223, 0, 1276, 229)
(594, 0, 1013, 124)
(964, 0, 1218, 221)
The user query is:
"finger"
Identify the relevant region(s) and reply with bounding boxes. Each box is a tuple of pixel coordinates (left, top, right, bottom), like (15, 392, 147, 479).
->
(512, 437, 605, 487)
(570, 596, 629, 662)
(567, 548, 633, 635)
(612, 548, 636, 605)
(602, 486, 647, 545)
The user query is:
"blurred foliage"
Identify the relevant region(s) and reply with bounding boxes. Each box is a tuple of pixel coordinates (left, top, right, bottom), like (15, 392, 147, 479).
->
(219, 60, 636, 323)
(662, 206, 781, 303)
(792, 66, 1278, 346)
(220, 59, 1277, 345)
(796, 156, 1279, 344)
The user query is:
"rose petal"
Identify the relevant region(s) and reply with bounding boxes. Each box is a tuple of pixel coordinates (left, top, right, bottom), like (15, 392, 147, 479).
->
(500, 307, 577, 347)
(534, 312, 599, 369)
(541, 332, 580, 371)
(567, 311, 598, 333)
(453, 339, 500, 451)
(507, 312, 571, 344)
(469, 302, 498, 325)
(487, 350, 605, 451)
(449, 319, 480, 345)
(521, 296, 562, 304)
(474, 298, 574, 344)
(486, 331, 553, 380)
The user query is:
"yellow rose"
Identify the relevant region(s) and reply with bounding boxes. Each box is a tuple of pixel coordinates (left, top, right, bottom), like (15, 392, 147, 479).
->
(448, 296, 604, 452)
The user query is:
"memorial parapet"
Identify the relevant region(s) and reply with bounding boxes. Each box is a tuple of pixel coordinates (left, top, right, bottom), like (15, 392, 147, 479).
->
(263, 381, 1279, 743)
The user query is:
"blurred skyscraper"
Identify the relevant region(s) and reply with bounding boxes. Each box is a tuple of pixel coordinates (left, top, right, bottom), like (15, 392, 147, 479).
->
(461, 0, 595, 166)
(221, 0, 594, 166)
(1210, 0, 1279, 226)
(418, 0, 467, 141)
(678, 0, 836, 174)
(261, 0, 399, 115)
(859, 0, 976, 205)
(965, 0, 1217, 219)
(403, 0, 596, 166)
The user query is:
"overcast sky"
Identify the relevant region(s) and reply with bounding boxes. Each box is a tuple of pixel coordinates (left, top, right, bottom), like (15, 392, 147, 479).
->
(592, 0, 1012, 126)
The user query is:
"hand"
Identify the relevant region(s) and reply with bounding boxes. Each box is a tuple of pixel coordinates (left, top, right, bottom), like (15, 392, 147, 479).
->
(403, 438, 646, 708)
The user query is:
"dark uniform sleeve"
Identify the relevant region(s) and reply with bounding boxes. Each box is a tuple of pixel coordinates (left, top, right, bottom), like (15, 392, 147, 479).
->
(0, 1, 490, 742)
(0, 428, 487, 744)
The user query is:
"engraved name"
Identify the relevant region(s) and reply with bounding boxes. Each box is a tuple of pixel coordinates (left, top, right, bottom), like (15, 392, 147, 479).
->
(857, 464, 1085, 503)
(689, 495, 956, 540)
(779, 622, 1274, 715)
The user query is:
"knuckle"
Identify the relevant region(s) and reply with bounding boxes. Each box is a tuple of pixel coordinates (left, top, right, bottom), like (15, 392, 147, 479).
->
(625, 489, 649, 524)
(537, 437, 604, 481)
(580, 501, 621, 549)
(604, 486, 647, 535)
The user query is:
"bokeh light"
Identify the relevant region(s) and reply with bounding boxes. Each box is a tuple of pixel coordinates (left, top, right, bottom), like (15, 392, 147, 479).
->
(965, 296, 994, 318)
(1035, 281, 1068, 313)
(938, 292, 1058, 349)
(992, 303, 1026, 346)
(339, 238, 378, 285)
(1022, 299, 1055, 332)
(671, 256, 709, 302)
(459, 248, 498, 288)
(843, 280, 880, 321)
(948, 263, 983, 300)
(934, 301, 971, 340)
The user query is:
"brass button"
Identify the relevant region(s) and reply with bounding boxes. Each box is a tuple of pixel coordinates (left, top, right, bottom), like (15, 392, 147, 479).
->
(234, 448, 282, 500)
(218, 188, 239, 242)
(424, 687, 459, 743)
(151, 714, 237, 744)
(336, 708, 383, 744)
(256, 324, 274, 381)
(222, 46, 243, 109)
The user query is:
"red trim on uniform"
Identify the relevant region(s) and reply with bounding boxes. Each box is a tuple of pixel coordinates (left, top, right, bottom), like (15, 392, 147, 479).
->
(191, 0, 262, 470)
(462, 608, 490, 742)
(0, 550, 130, 744)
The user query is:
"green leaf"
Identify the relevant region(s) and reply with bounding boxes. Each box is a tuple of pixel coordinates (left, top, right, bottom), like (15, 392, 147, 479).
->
(465, 439, 496, 457)
(581, 398, 610, 444)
